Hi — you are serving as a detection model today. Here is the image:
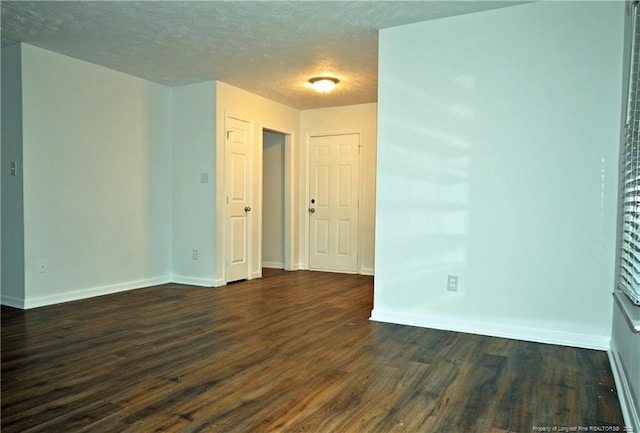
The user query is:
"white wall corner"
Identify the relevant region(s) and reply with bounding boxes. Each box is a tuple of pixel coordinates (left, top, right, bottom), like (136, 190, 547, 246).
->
(370, 309, 611, 351)
(359, 267, 374, 276)
(1, 294, 25, 309)
(608, 341, 640, 433)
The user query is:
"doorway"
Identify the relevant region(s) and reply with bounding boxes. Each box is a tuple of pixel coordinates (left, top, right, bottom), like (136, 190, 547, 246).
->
(262, 130, 285, 269)
(260, 127, 294, 273)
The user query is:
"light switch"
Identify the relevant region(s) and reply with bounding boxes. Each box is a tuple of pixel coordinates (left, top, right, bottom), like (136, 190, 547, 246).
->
(10, 161, 17, 176)
(200, 173, 208, 184)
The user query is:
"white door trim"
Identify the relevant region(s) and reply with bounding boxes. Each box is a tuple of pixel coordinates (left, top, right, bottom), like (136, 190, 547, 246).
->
(258, 125, 296, 276)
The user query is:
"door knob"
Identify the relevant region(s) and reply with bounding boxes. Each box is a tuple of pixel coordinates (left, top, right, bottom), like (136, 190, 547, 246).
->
(308, 208, 315, 213)
(245, 206, 252, 212)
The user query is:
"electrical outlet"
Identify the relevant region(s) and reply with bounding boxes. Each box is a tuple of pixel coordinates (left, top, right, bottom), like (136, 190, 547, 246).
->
(200, 173, 208, 184)
(192, 249, 198, 260)
(447, 275, 459, 292)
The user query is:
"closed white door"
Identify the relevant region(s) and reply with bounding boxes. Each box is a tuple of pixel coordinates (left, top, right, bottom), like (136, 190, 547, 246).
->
(225, 116, 251, 282)
(309, 133, 360, 272)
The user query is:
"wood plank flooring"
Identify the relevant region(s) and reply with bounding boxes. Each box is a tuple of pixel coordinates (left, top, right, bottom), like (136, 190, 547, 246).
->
(1, 270, 624, 432)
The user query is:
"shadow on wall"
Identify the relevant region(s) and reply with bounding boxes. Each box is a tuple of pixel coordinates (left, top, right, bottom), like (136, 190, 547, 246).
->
(376, 74, 473, 309)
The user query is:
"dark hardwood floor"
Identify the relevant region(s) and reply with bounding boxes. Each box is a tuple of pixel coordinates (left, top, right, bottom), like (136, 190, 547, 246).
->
(1, 270, 624, 432)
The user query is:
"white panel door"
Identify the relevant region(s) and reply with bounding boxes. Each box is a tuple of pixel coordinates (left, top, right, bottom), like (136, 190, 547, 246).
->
(225, 116, 252, 283)
(309, 133, 359, 272)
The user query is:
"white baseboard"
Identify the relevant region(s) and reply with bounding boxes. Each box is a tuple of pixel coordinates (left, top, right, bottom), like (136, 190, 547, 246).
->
(251, 270, 261, 279)
(289, 265, 373, 275)
(214, 278, 226, 287)
(21, 276, 171, 309)
(370, 309, 610, 350)
(359, 267, 374, 276)
(609, 341, 640, 432)
(171, 275, 217, 287)
(1, 294, 24, 309)
(262, 261, 284, 269)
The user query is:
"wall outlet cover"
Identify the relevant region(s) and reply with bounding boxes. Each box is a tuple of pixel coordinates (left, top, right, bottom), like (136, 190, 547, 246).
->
(447, 275, 459, 292)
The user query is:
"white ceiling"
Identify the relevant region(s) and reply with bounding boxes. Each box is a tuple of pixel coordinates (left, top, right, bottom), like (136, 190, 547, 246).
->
(1, 1, 524, 110)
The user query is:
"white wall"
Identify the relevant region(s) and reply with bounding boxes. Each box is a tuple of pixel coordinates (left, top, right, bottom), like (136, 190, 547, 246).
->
(262, 131, 285, 268)
(216, 81, 299, 281)
(1, 44, 25, 307)
(1, 46, 373, 306)
(373, 2, 625, 349)
(300, 103, 377, 274)
(171, 82, 218, 286)
(19, 44, 172, 307)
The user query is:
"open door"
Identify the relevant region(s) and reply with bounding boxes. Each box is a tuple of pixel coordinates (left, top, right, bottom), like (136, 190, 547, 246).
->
(225, 116, 252, 282)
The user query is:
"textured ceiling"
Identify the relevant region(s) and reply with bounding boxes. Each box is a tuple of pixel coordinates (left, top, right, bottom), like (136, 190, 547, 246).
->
(1, 1, 524, 109)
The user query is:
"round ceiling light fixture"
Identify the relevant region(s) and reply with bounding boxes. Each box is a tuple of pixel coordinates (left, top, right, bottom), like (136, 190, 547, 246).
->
(309, 76, 339, 93)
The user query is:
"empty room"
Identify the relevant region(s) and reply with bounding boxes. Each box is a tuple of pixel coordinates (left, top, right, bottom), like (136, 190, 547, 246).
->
(1, 1, 638, 432)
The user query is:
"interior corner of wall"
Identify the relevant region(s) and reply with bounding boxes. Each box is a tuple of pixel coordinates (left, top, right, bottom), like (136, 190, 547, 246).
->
(1, 294, 25, 309)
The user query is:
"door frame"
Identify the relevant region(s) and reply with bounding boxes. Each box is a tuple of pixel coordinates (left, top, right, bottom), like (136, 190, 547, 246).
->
(257, 125, 296, 276)
(304, 130, 364, 272)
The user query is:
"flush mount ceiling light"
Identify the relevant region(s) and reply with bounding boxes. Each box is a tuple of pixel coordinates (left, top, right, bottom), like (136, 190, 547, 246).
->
(309, 76, 339, 93)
